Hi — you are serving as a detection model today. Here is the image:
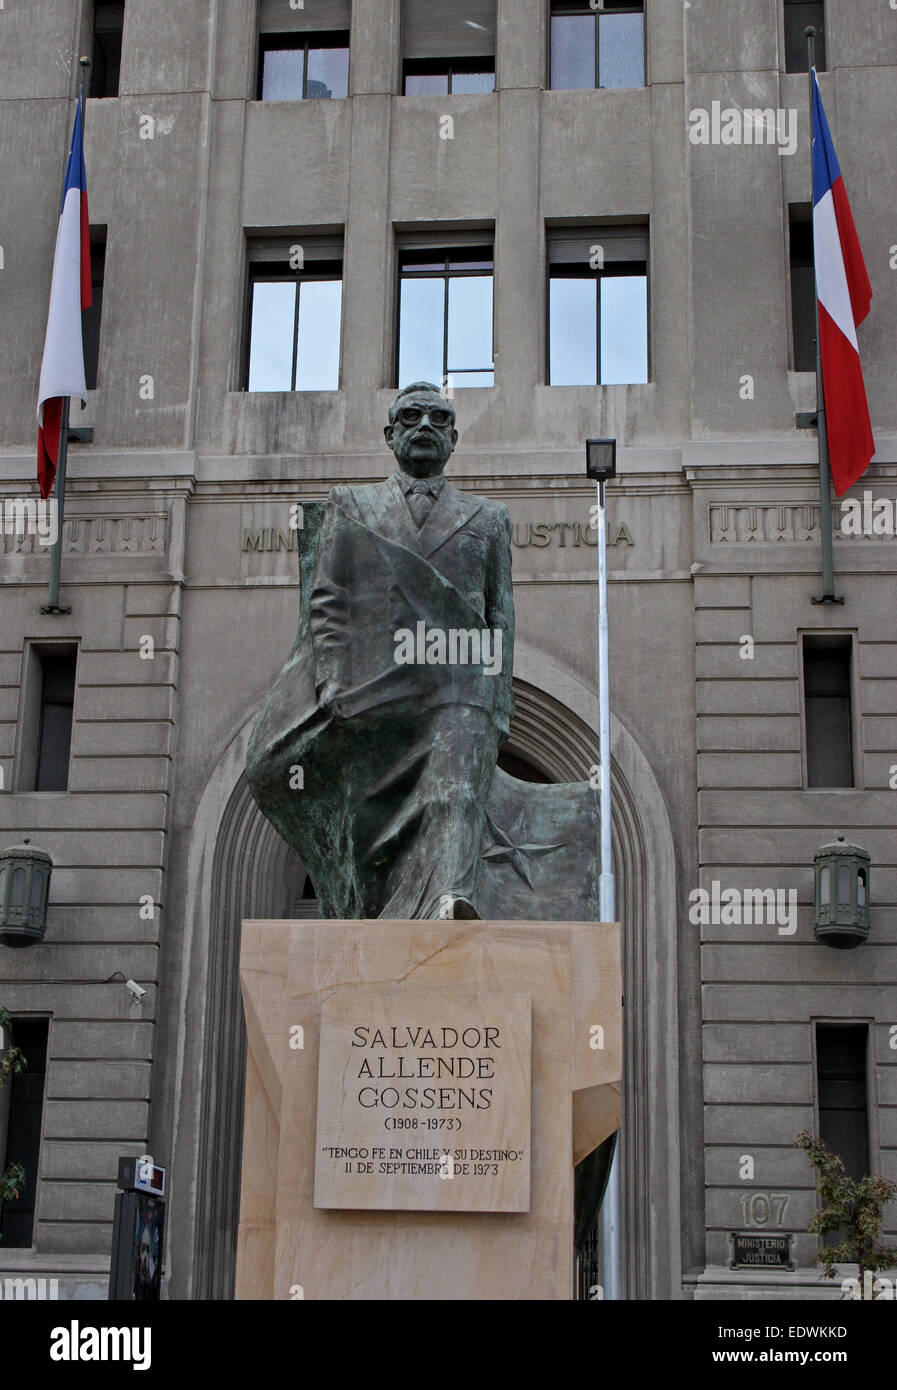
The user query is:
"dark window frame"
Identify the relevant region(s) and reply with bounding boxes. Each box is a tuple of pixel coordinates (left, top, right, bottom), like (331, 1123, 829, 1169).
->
(0, 1017, 50, 1249)
(788, 203, 815, 373)
(801, 632, 857, 790)
(243, 244, 344, 392)
(546, 226, 651, 385)
(90, 1, 125, 99)
(813, 1021, 871, 1193)
(784, 0, 826, 74)
(395, 243, 495, 390)
(256, 30, 350, 101)
(33, 646, 78, 793)
(549, 0, 646, 91)
(83, 226, 107, 392)
(401, 56, 495, 95)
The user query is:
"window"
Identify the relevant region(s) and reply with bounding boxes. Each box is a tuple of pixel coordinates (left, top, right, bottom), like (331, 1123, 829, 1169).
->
(256, 2, 351, 102)
(34, 648, 77, 792)
(816, 1024, 869, 1183)
(83, 227, 106, 391)
(550, 1, 645, 91)
(0, 1019, 49, 1248)
(789, 205, 815, 372)
(402, 0, 495, 93)
(244, 238, 343, 391)
(785, 1, 826, 73)
(90, 2, 125, 98)
(258, 32, 349, 100)
(802, 635, 853, 788)
(403, 59, 494, 95)
(397, 240, 494, 389)
(548, 226, 649, 385)
(14, 644, 78, 793)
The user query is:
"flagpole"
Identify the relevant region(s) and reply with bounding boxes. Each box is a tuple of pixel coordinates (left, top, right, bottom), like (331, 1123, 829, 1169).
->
(586, 439, 621, 1301)
(42, 61, 90, 616)
(806, 29, 842, 605)
(595, 469, 620, 1302)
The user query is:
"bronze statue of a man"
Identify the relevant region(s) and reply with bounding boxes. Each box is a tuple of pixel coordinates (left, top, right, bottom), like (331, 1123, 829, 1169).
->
(246, 382, 515, 920)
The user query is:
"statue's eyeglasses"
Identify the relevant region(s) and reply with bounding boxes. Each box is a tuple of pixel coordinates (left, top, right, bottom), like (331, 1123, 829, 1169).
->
(396, 406, 454, 429)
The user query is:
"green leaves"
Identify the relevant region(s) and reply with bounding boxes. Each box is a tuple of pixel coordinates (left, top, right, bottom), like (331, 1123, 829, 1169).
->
(0, 1007, 25, 1089)
(795, 1131, 897, 1289)
(0, 1163, 25, 1205)
(0, 1007, 28, 1242)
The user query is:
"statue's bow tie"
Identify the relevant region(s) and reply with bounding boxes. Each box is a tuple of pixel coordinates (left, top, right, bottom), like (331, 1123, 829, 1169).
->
(409, 479, 438, 497)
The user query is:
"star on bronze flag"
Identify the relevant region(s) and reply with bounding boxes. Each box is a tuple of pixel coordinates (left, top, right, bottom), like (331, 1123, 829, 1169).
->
(480, 813, 566, 890)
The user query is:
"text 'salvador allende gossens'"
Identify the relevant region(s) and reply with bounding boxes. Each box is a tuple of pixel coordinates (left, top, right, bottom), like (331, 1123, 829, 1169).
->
(351, 1023, 502, 1110)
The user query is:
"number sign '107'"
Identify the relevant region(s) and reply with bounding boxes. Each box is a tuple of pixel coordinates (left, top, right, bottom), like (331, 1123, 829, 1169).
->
(742, 1193, 789, 1226)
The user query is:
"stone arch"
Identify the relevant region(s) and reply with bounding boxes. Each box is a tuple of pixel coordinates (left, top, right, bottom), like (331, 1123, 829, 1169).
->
(183, 648, 680, 1300)
(190, 772, 294, 1299)
(511, 642, 682, 1301)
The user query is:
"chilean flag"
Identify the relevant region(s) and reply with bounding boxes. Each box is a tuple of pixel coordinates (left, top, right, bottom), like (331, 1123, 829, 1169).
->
(811, 70, 875, 497)
(36, 95, 92, 501)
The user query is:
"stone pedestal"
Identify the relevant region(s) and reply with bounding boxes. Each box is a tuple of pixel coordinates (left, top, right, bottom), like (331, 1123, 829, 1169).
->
(236, 919, 621, 1301)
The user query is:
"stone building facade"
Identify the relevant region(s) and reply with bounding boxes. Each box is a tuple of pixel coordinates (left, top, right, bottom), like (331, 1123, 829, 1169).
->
(0, 0, 895, 1300)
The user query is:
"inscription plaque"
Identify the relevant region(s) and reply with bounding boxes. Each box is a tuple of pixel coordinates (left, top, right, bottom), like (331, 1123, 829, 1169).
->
(728, 1233, 796, 1271)
(314, 988, 531, 1212)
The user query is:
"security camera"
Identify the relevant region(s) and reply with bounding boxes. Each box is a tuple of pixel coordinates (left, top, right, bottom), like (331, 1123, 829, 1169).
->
(126, 979, 146, 1000)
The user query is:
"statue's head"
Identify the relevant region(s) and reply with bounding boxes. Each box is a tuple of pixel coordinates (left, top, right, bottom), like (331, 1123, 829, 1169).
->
(384, 382, 458, 479)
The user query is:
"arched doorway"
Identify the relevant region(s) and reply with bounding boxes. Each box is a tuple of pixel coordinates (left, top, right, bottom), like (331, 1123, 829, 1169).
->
(187, 671, 680, 1299)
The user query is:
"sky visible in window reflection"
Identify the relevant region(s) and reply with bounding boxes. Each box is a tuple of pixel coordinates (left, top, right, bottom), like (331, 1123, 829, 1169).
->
(399, 278, 445, 385)
(550, 12, 644, 90)
(262, 49, 304, 100)
(550, 275, 648, 384)
(601, 276, 648, 383)
(262, 45, 348, 100)
(399, 274, 494, 386)
(405, 73, 449, 95)
(447, 276, 493, 373)
(550, 278, 597, 385)
(248, 267, 644, 392)
(249, 282, 295, 390)
(451, 69, 495, 93)
(248, 279, 342, 391)
(405, 70, 494, 95)
(296, 281, 342, 388)
(306, 46, 349, 99)
(550, 15, 594, 90)
(599, 14, 644, 89)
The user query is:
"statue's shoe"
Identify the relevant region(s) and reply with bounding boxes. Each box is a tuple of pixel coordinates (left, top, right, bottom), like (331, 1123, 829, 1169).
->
(436, 895, 480, 921)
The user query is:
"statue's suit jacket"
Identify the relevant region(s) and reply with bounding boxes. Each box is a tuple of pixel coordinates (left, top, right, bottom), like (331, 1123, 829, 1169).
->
(245, 471, 515, 918)
(308, 472, 515, 736)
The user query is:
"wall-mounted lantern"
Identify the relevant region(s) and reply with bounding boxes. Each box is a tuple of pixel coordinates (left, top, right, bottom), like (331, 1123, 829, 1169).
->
(0, 840, 53, 948)
(813, 834, 870, 950)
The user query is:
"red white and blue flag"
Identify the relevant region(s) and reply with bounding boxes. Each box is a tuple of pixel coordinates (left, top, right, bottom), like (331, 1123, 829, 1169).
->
(36, 94, 92, 500)
(811, 69, 875, 497)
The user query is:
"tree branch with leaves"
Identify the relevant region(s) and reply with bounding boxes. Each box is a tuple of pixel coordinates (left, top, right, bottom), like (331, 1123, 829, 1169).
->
(795, 1131, 897, 1297)
(0, 1008, 26, 1227)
